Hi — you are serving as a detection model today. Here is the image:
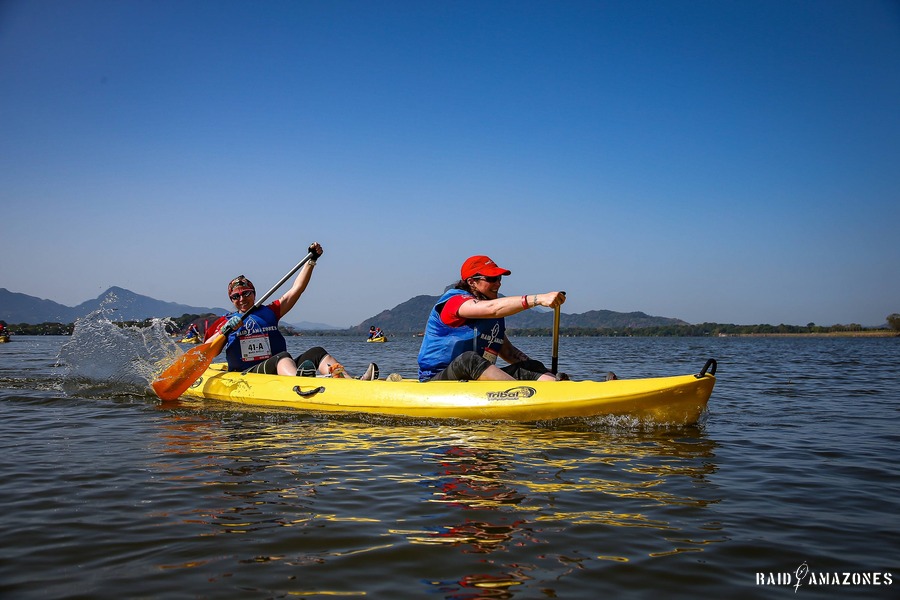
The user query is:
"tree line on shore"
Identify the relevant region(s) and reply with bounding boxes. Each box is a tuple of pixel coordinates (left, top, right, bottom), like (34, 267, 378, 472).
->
(4, 313, 899, 337)
(508, 321, 896, 337)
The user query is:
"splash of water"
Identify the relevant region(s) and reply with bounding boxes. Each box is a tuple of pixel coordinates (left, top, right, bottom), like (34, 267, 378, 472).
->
(58, 292, 186, 397)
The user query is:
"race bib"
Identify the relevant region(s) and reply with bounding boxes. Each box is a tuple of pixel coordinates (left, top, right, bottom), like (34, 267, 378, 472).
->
(483, 347, 499, 365)
(240, 334, 272, 362)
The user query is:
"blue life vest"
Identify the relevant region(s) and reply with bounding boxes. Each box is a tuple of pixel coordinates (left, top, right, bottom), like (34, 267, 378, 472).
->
(417, 289, 505, 380)
(223, 305, 287, 371)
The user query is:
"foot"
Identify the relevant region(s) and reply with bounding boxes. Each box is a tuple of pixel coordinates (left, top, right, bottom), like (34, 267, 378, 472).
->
(296, 360, 317, 377)
(606, 371, 618, 381)
(555, 372, 570, 381)
(328, 363, 347, 378)
(358, 363, 379, 381)
(387, 373, 403, 382)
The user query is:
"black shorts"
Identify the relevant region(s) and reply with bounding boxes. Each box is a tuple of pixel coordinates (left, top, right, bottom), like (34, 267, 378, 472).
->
(244, 351, 293, 374)
(295, 346, 329, 368)
(243, 346, 330, 375)
(501, 359, 551, 381)
(428, 351, 492, 381)
(428, 351, 550, 381)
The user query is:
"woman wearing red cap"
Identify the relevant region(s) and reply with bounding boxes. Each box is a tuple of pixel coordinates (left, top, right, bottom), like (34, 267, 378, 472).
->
(205, 242, 377, 380)
(416, 255, 567, 382)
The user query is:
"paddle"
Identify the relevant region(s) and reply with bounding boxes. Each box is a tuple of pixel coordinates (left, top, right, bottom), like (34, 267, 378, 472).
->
(551, 292, 563, 375)
(151, 251, 315, 401)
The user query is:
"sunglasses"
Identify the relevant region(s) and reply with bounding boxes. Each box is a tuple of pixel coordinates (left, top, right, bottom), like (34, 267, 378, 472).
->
(471, 275, 502, 283)
(229, 290, 254, 301)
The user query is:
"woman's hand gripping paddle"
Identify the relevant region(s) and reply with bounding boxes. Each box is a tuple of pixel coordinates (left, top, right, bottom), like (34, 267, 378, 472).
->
(151, 252, 315, 401)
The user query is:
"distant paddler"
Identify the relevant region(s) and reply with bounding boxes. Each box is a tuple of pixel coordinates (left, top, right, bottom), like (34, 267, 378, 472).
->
(185, 323, 201, 340)
(367, 325, 386, 342)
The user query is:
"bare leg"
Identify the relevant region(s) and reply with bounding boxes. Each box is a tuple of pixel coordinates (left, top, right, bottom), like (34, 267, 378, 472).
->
(276, 356, 298, 376)
(475, 365, 517, 381)
(477, 365, 556, 382)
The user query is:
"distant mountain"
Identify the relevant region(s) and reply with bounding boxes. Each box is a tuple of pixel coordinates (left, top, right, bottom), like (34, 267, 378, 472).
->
(506, 308, 689, 330)
(1, 288, 77, 324)
(1, 287, 229, 324)
(349, 295, 438, 333)
(348, 294, 687, 333)
(2, 286, 688, 331)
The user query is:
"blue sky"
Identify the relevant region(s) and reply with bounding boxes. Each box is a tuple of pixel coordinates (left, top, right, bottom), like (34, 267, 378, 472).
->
(2, 0, 898, 327)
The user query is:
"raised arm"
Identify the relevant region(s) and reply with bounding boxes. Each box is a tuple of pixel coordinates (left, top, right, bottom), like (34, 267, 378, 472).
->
(278, 242, 323, 315)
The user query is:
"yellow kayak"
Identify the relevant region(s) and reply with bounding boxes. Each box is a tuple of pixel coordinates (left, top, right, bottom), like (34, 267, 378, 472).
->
(179, 336, 202, 344)
(366, 336, 388, 343)
(181, 359, 717, 424)
(0, 333, 9, 343)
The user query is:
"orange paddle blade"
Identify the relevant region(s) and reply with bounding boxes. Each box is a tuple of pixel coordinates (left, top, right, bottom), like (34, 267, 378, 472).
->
(151, 336, 226, 401)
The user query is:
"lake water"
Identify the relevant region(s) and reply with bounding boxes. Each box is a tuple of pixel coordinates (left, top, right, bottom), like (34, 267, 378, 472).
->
(1, 326, 898, 599)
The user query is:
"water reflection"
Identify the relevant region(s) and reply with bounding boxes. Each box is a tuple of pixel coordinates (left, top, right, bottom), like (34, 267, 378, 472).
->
(431, 571, 529, 600)
(8, 333, 898, 598)
(407, 427, 720, 597)
(146, 407, 722, 596)
(431, 446, 525, 509)
(414, 446, 529, 554)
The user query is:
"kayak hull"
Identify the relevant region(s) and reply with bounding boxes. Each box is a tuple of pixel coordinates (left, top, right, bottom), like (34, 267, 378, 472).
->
(366, 336, 388, 343)
(181, 363, 716, 425)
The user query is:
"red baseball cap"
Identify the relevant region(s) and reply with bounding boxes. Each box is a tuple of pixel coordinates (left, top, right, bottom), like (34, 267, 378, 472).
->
(460, 255, 512, 280)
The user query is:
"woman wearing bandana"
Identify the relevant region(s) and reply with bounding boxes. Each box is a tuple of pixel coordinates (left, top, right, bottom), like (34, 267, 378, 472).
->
(205, 242, 377, 380)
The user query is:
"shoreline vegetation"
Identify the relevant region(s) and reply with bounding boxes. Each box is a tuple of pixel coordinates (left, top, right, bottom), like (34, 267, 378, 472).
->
(723, 330, 896, 338)
(3, 315, 898, 338)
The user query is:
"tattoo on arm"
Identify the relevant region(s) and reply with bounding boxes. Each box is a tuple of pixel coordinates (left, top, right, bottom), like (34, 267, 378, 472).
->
(505, 345, 529, 364)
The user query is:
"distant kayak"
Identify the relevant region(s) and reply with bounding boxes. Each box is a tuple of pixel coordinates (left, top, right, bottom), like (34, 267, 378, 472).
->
(366, 336, 388, 343)
(180, 359, 717, 425)
(0, 333, 9, 343)
(179, 336, 202, 344)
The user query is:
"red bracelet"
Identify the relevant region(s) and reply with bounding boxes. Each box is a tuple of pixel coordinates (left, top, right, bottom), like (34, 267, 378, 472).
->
(521, 295, 528, 308)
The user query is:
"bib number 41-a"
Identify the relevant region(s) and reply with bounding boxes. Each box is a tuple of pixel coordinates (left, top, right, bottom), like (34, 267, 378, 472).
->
(240, 335, 271, 361)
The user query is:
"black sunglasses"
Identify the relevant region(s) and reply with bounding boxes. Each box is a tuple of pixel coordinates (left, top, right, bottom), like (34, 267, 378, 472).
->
(229, 290, 254, 301)
(471, 275, 502, 283)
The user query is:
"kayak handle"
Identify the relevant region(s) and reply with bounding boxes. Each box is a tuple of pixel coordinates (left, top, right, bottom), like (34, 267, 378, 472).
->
(696, 358, 717, 378)
(293, 385, 326, 397)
